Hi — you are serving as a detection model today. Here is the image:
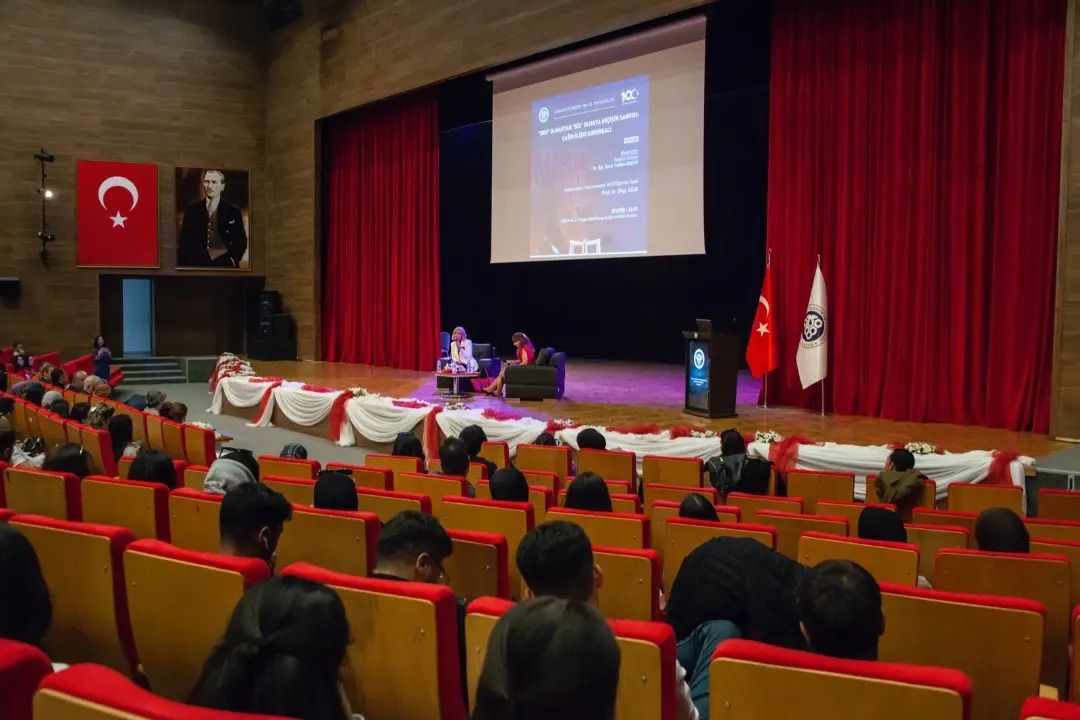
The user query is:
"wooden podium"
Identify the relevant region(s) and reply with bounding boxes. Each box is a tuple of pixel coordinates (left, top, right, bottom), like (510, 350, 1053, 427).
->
(682, 322, 739, 418)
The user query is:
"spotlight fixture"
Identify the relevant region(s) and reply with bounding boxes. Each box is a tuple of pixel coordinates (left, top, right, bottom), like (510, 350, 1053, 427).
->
(35, 148, 56, 264)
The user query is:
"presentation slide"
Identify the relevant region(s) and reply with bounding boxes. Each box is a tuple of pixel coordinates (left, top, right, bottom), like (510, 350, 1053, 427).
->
(490, 19, 706, 264)
(530, 75, 650, 259)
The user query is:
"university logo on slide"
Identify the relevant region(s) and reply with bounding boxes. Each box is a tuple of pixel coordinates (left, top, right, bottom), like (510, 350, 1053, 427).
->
(620, 88, 640, 103)
(693, 347, 706, 369)
(538, 106, 550, 123)
(801, 304, 826, 347)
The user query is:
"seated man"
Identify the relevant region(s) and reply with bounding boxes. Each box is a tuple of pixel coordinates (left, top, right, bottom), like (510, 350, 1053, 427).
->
(798, 559, 884, 661)
(875, 449, 928, 520)
(512, 521, 701, 720)
(314, 470, 359, 512)
(218, 482, 293, 573)
(459, 424, 498, 478)
(203, 450, 261, 495)
(576, 427, 607, 451)
(439, 436, 475, 496)
(974, 507, 1029, 553)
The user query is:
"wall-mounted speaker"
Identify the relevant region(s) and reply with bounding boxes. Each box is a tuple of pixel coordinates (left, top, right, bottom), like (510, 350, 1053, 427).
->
(262, 0, 302, 29)
(256, 290, 282, 317)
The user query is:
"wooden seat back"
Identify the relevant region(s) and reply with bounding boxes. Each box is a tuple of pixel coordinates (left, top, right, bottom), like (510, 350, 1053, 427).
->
(262, 475, 315, 505)
(144, 413, 164, 451)
(546, 507, 649, 549)
(912, 508, 979, 537)
(1026, 518, 1080, 544)
(786, 470, 855, 513)
(183, 464, 209, 490)
(365, 453, 423, 487)
(182, 424, 215, 466)
(797, 532, 919, 585)
(445, 529, 510, 601)
(947, 483, 1024, 515)
(428, 460, 489, 484)
(594, 546, 661, 621)
(664, 518, 776, 587)
(112, 404, 147, 446)
(1031, 538, 1080, 609)
(815, 500, 896, 533)
(274, 505, 380, 577)
(439, 496, 534, 597)
(478, 441, 510, 469)
(356, 486, 431, 522)
(325, 462, 393, 490)
(905, 523, 971, 583)
(879, 582, 1044, 720)
(520, 468, 561, 493)
(515, 444, 571, 477)
(257, 454, 321, 479)
(643, 483, 718, 516)
(123, 539, 270, 701)
(558, 488, 640, 514)
(396, 471, 468, 514)
(79, 426, 117, 477)
(709, 638, 972, 719)
(282, 563, 467, 720)
(167, 488, 223, 552)
(476, 480, 553, 525)
(11, 515, 135, 674)
(1020, 698, 1080, 720)
(82, 476, 170, 541)
(1038, 489, 1080, 522)
(935, 548, 1070, 691)
(4, 468, 81, 521)
(642, 455, 703, 487)
(728, 492, 802, 524)
(757, 510, 848, 559)
(35, 412, 67, 452)
(577, 448, 636, 483)
(160, 420, 186, 462)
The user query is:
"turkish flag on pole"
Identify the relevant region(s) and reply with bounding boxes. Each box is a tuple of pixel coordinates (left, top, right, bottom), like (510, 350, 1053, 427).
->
(76, 160, 158, 267)
(746, 263, 779, 378)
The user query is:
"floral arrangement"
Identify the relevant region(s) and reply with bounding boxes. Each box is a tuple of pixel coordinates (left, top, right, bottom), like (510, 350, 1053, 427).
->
(670, 424, 718, 440)
(215, 354, 254, 380)
(443, 402, 470, 412)
(905, 441, 937, 455)
(348, 387, 372, 398)
(755, 430, 784, 444)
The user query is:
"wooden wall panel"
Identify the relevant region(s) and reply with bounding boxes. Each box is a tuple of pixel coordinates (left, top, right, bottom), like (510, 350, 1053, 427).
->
(0, 0, 267, 360)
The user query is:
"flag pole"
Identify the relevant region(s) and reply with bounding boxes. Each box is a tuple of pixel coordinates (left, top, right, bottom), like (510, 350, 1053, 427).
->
(763, 247, 772, 411)
(817, 252, 824, 418)
(763, 373, 768, 410)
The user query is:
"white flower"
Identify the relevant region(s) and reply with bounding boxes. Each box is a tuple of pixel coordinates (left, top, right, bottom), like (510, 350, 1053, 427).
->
(905, 441, 936, 455)
(755, 430, 784, 444)
(690, 429, 717, 438)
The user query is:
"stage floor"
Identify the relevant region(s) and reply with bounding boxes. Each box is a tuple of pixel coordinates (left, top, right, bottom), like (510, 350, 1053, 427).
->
(252, 359, 1067, 457)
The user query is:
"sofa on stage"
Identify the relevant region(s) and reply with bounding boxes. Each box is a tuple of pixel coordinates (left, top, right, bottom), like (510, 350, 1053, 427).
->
(505, 347, 566, 401)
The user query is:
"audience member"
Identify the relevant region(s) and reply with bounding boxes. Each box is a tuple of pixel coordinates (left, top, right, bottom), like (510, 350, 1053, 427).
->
(42, 443, 92, 478)
(159, 401, 189, 423)
(372, 510, 453, 583)
(40, 389, 62, 409)
(69, 402, 91, 424)
(857, 507, 907, 543)
(460, 424, 498, 478)
(108, 414, 140, 460)
(516, 521, 699, 720)
(875, 449, 928, 520)
(47, 367, 66, 388)
(314, 471, 359, 512)
(975, 507, 1030, 554)
(473, 597, 620, 720)
(83, 375, 111, 397)
(23, 384, 44, 407)
(145, 389, 166, 415)
(576, 427, 607, 451)
(218, 482, 292, 572)
(489, 467, 530, 503)
(86, 403, 115, 429)
(798, 559, 884, 661)
(678, 494, 719, 522)
(128, 449, 178, 489)
(36, 362, 56, 384)
(280, 442, 308, 460)
(48, 399, 69, 418)
(11, 353, 32, 380)
(391, 432, 426, 468)
(564, 471, 612, 513)
(66, 371, 87, 393)
(1, 411, 43, 469)
(189, 576, 352, 719)
(0, 524, 53, 649)
(532, 432, 557, 446)
(439, 436, 474, 496)
(705, 429, 771, 496)
(204, 450, 260, 495)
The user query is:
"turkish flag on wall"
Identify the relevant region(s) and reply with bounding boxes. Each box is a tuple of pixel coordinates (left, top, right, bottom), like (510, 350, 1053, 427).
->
(76, 160, 158, 267)
(746, 264, 778, 378)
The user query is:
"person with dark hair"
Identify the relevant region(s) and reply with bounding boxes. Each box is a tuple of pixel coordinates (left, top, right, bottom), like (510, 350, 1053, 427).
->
(189, 576, 352, 718)
(372, 510, 453, 584)
(280, 442, 307, 460)
(107, 414, 140, 461)
(0, 524, 53, 651)
(42, 443, 92, 479)
(439, 437, 474, 496)
(705, 428, 772, 497)
(391, 432, 426, 470)
(576, 427, 607, 451)
(69, 402, 91, 424)
(48, 399, 69, 418)
(91, 335, 111, 380)
(565, 472, 612, 513)
(679, 494, 719, 522)
(490, 467, 530, 503)
(459, 424, 498, 478)
(517, 521, 600, 603)
(532, 432, 557, 446)
(798, 560, 884, 661)
(158, 401, 189, 424)
(219, 483, 292, 572)
(857, 507, 907, 543)
(23, 384, 44, 407)
(480, 332, 536, 396)
(314, 471, 359, 512)
(145, 390, 167, 415)
(48, 367, 66, 388)
(86, 402, 115, 429)
(875, 449, 929, 521)
(204, 450, 260, 495)
(128, 449, 178, 489)
(473, 597, 620, 720)
(975, 507, 1030, 554)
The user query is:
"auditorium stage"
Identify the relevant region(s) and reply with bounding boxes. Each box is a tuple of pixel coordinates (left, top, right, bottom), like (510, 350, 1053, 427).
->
(245, 359, 1065, 458)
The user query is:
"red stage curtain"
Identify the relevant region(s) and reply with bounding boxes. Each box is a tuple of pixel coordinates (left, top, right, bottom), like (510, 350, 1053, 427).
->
(766, 0, 1064, 432)
(322, 94, 441, 370)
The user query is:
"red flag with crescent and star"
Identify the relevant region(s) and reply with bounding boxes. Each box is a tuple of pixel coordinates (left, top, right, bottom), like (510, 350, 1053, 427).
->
(76, 160, 158, 267)
(746, 261, 778, 378)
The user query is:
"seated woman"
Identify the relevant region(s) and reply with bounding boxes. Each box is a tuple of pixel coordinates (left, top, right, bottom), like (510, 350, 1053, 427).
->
(438, 326, 479, 373)
(481, 332, 536, 396)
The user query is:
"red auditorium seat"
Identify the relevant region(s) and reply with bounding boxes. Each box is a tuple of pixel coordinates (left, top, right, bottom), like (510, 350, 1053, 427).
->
(0, 638, 53, 720)
(1021, 698, 1080, 719)
(33, 663, 287, 719)
(257, 454, 321, 479)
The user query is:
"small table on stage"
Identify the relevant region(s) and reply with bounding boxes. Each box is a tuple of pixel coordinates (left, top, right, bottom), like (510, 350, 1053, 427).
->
(435, 371, 479, 399)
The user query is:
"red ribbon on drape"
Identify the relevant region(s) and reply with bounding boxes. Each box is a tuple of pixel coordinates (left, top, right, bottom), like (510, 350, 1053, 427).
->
(252, 381, 284, 425)
(767, 435, 816, 473)
(984, 450, 1021, 486)
(328, 392, 352, 444)
(422, 407, 444, 462)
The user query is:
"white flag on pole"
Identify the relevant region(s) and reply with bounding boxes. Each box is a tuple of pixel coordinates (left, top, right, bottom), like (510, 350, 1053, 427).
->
(796, 261, 828, 389)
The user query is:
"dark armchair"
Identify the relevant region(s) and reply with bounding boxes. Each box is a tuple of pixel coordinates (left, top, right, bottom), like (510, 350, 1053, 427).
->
(505, 347, 566, 400)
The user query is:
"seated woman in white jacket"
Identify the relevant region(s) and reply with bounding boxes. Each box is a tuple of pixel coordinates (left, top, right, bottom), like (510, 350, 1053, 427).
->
(439, 326, 479, 373)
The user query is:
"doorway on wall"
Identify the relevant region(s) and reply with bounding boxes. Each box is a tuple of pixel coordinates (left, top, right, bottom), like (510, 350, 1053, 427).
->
(122, 278, 154, 357)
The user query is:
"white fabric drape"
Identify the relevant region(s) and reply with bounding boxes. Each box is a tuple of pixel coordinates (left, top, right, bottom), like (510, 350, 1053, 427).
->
(345, 396, 433, 444)
(555, 426, 723, 473)
(211, 377, 275, 413)
(437, 410, 548, 455)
